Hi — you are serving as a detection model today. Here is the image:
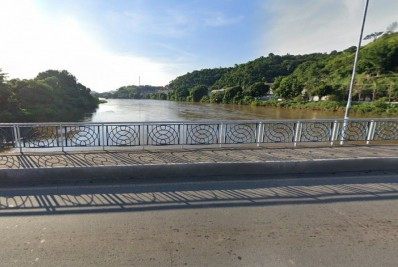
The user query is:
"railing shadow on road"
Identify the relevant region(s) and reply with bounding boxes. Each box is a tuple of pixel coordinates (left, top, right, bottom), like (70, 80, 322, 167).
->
(0, 174, 398, 216)
(1, 144, 398, 169)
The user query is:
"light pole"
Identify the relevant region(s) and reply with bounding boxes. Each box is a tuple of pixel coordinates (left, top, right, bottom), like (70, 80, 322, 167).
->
(341, 0, 370, 144)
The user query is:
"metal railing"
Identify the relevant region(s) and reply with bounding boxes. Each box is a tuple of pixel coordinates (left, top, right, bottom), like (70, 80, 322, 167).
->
(0, 118, 397, 152)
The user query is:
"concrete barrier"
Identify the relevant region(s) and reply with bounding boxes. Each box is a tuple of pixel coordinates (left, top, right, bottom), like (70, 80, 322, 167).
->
(0, 157, 398, 187)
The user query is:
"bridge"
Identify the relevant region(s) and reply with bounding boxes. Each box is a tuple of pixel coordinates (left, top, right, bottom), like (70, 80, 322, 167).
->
(1, 118, 398, 265)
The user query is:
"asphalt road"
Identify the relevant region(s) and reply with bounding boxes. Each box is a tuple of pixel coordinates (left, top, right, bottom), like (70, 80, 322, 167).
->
(1, 174, 398, 266)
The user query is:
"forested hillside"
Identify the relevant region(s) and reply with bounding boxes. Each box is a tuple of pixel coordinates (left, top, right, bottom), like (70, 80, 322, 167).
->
(0, 70, 99, 122)
(168, 68, 231, 101)
(167, 54, 328, 101)
(273, 32, 398, 101)
(164, 32, 398, 109)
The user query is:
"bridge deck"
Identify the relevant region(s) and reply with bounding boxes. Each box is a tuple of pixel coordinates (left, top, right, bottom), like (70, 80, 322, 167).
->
(1, 145, 397, 169)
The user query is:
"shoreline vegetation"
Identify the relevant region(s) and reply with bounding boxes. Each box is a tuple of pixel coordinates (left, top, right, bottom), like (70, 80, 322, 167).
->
(249, 99, 398, 116)
(0, 70, 100, 122)
(98, 31, 398, 117)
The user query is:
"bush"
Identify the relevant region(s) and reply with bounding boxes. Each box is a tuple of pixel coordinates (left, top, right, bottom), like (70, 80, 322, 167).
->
(242, 96, 255, 105)
(210, 91, 225, 103)
(244, 82, 270, 97)
(200, 96, 210, 103)
(222, 86, 243, 103)
(189, 85, 208, 102)
(274, 76, 303, 99)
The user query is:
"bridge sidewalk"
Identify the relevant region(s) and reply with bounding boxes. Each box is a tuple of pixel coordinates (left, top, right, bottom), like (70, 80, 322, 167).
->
(0, 145, 397, 186)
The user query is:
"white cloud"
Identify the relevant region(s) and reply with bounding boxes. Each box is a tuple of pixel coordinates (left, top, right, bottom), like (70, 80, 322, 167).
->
(0, 0, 178, 92)
(261, 0, 398, 55)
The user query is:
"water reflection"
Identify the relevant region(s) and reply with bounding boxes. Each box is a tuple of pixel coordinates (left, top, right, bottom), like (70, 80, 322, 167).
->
(87, 99, 346, 122)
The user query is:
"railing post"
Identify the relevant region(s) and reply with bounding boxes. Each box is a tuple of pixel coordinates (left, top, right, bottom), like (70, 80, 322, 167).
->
(60, 123, 65, 152)
(366, 120, 376, 145)
(219, 122, 224, 147)
(12, 124, 22, 153)
(340, 119, 349, 145)
(293, 121, 302, 147)
(142, 123, 146, 149)
(256, 122, 263, 147)
(181, 122, 185, 149)
(101, 123, 106, 151)
(330, 120, 339, 146)
(12, 125, 18, 148)
(138, 124, 141, 146)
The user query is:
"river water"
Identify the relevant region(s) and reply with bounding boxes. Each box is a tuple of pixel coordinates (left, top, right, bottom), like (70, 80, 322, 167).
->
(86, 99, 347, 122)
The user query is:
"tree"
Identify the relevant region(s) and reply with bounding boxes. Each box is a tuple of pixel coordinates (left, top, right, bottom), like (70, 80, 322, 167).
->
(274, 76, 303, 99)
(0, 69, 10, 108)
(313, 83, 336, 97)
(359, 34, 398, 74)
(364, 32, 384, 41)
(344, 46, 357, 53)
(386, 21, 398, 34)
(244, 82, 270, 97)
(168, 68, 230, 99)
(210, 90, 225, 103)
(0, 68, 99, 122)
(222, 86, 243, 103)
(189, 85, 208, 102)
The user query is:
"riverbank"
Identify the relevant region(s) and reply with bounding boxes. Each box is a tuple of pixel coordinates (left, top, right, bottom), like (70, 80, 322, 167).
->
(249, 99, 398, 116)
(146, 96, 398, 117)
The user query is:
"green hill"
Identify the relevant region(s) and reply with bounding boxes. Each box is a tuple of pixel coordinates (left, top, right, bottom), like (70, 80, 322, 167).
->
(165, 32, 398, 105)
(273, 32, 398, 101)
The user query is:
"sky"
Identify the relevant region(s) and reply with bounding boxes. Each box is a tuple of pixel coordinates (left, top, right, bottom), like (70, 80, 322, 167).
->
(0, 0, 397, 92)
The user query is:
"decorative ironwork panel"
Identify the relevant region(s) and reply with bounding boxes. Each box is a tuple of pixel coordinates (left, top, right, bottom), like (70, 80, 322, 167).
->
(106, 125, 140, 146)
(262, 122, 295, 143)
(65, 125, 100, 147)
(300, 121, 333, 142)
(225, 123, 257, 144)
(185, 124, 219, 145)
(338, 121, 368, 141)
(374, 121, 398, 141)
(20, 126, 59, 148)
(0, 127, 15, 148)
(2, 119, 397, 151)
(147, 124, 180, 146)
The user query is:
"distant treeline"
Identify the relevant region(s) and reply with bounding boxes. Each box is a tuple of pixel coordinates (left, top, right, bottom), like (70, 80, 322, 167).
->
(94, 85, 168, 100)
(0, 70, 99, 122)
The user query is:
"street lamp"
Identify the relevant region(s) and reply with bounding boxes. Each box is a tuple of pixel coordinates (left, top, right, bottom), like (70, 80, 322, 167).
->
(341, 0, 370, 144)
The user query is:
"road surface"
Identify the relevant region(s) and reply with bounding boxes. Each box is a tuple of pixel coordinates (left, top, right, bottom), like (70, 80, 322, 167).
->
(0, 174, 398, 266)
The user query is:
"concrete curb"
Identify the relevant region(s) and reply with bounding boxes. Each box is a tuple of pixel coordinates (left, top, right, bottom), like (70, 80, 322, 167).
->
(0, 157, 398, 187)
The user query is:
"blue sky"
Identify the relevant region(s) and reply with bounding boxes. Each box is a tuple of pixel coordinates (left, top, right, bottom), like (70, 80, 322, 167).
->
(38, 0, 263, 69)
(0, 0, 397, 92)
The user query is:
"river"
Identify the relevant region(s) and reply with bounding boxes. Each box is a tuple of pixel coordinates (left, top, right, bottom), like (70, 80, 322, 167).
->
(86, 99, 347, 122)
